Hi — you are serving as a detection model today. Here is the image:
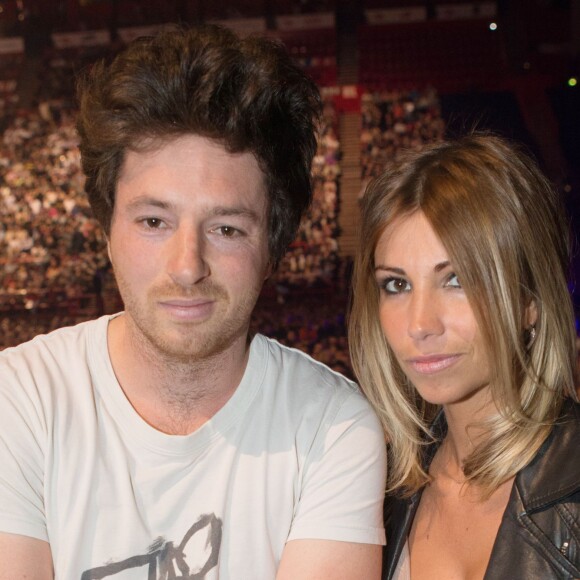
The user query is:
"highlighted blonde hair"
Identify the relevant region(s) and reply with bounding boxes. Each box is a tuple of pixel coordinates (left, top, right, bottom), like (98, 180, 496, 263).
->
(348, 134, 577, 498)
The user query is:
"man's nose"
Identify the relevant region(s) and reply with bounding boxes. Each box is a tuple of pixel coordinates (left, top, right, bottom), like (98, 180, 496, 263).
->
(167, 226, 210, 287)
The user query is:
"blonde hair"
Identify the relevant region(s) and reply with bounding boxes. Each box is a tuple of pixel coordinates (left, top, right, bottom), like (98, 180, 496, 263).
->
(348, 134, 577, 498)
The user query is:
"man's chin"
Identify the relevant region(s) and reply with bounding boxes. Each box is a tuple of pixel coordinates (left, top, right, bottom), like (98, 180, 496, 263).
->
(143, 325, 247, 364)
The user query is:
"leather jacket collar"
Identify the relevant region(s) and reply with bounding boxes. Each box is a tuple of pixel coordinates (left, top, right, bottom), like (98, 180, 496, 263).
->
(383, 399, 580, 580)
(515, 400, 580, 512)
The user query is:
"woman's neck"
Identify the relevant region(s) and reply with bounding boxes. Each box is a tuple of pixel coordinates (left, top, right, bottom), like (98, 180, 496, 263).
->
(439, 392, 497, 475)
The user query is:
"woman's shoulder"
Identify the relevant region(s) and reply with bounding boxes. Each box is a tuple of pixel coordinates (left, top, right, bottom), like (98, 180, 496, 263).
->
(516, 398, 580, 511)
(559, 397, 580, 423)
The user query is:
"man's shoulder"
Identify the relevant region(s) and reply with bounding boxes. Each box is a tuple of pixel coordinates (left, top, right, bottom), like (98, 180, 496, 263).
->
(0, 316, 109, 388)
(254, 333, 357, 391)
(250, 334, 374, 421)
(2, 317, 100, 359)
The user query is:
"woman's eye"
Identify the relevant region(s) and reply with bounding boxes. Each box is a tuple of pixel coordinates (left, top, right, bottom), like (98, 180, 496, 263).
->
(446, 273, 461, 288)
(383, 277, 410, 294)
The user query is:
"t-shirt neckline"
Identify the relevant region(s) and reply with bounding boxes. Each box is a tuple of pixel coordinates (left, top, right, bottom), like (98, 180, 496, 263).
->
(87, 314, 268, 457)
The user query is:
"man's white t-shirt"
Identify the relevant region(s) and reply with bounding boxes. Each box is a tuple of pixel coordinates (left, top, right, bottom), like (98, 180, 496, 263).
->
(0, 315, 386, 579)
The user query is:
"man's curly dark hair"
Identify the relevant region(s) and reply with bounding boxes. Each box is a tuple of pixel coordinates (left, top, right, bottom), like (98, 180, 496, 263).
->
(76, 24, 321, 265)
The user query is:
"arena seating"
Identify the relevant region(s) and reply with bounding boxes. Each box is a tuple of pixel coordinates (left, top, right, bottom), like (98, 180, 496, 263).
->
(358, 19, 508, 92)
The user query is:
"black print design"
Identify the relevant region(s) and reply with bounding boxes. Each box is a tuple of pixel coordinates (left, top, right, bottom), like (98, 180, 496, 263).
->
(81, 513, 222, 580)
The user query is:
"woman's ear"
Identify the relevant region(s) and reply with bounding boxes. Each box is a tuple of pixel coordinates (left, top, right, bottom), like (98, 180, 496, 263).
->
(524, 299, 538, 328)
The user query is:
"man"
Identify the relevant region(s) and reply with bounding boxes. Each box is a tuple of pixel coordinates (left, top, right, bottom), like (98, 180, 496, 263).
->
(0, 25, 386, 579)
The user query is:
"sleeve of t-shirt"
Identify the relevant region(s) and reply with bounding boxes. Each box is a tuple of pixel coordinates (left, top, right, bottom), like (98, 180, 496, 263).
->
(0, 354, 49, 542)
(287, 388, 387, 545)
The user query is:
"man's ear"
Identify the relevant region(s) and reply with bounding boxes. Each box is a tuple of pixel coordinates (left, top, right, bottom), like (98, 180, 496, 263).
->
(264, 260, 274, 281)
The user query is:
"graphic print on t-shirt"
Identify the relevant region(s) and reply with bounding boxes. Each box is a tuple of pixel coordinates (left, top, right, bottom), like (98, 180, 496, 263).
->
(81, 513, 222, 579)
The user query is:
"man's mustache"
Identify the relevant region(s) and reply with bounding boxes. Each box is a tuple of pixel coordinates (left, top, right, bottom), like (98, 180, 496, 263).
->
(150, 281, 228, 301)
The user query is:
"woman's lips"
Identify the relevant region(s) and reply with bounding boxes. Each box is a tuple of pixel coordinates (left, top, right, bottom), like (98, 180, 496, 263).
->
(405, 354, 462, 374)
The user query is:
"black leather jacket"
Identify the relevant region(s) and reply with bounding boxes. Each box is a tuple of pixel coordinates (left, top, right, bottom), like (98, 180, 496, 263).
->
(383, 400, 580, 579)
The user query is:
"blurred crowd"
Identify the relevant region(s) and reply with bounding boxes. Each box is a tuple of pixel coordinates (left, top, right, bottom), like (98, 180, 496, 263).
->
(275, 97, 343, 291)
(359, 88, 445, 198)
(0, 106, 111, 317)
(1, 45, 346, 357)
(252, 292, 352, 378)
(0, 52, 22, 115)
(1, 45, 452, 379)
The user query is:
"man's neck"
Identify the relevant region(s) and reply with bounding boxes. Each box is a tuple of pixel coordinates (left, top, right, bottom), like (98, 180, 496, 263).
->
(106, 314, 250, 435)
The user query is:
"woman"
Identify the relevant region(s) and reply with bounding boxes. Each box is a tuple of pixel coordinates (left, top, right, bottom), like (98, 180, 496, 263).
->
(348, 134, 580, 579)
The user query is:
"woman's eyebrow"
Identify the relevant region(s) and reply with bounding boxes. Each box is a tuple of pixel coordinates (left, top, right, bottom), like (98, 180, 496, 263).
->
(374, 261, 451, 274)
(434, 261, 451, 273)
(374, 265, 406, 274)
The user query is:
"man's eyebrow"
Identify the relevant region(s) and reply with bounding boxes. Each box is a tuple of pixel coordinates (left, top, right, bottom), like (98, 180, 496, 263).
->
(125, 196, 173, 211)
(209, 207, 261, 221)
(123, 196, 261, 221)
